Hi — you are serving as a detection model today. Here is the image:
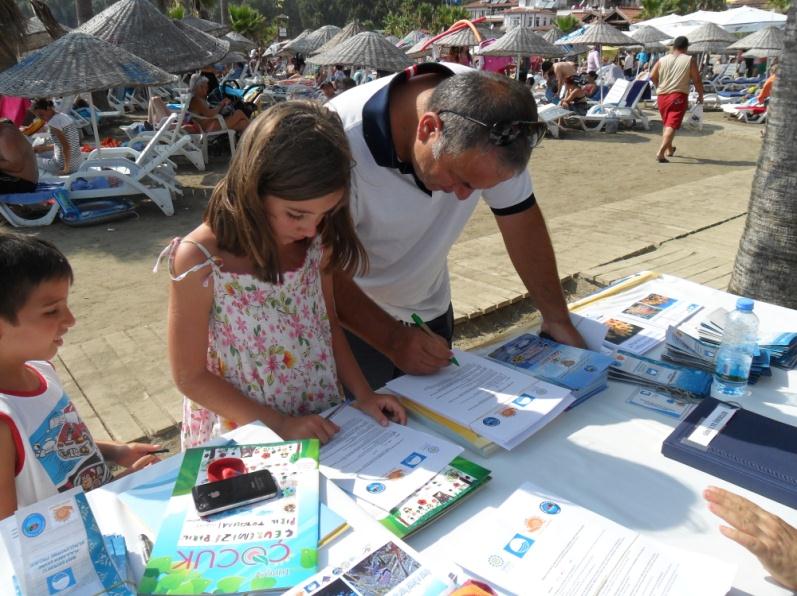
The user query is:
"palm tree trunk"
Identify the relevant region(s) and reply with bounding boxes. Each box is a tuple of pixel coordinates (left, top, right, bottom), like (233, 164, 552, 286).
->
(220, 0, 229, 25)
(728, 4, 797, 309)
(0, 0, 26, 70)
(30, 0, 66, 38)
(74, 0, 93, 26)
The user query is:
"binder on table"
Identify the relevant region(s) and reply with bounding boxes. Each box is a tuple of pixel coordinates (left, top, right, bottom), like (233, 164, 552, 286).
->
(661, 397, 797, 508)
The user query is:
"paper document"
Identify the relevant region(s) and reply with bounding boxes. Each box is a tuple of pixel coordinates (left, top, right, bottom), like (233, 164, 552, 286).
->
(320, 406, 462, 511)
(386, 351, 574, 450)
(447, 482, 735, 596)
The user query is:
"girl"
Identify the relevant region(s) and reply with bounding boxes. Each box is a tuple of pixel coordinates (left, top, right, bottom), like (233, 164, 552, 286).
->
(30, 98, 83, 175)
(160, 101, 405, 449)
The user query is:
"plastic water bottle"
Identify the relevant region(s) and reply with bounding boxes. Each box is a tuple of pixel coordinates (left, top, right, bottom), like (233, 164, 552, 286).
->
(711, 298, 759, 398)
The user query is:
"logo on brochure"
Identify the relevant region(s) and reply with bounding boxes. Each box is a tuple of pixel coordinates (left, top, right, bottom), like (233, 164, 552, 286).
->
(366, 482, 386, 494)
(46, 568, 76, 593)
(401, 452, 427, 468)
(21, 512, 46, 537)
(584, 364, 596, 372)
(646, 368, 658, 376)
(503, 533, 534, 558)
(303, 581, 320, 592)
(540, 501, 561, 515)
(513, 393, 534, 407)
(482, 417, 500, 427)
(487, 555, 505, 567)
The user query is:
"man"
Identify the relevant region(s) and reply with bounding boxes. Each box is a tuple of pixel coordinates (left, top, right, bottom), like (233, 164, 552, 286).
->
(586, 46, 601, 76)
(0, 118, 38, 194)
(542, 60, 576, 98)
(650, 36, 703, 163)
(328, 63, 585, 389)
(623, 51, 635, 78)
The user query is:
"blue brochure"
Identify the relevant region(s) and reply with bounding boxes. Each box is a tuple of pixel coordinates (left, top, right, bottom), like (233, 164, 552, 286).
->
(609, 350, 713, 399)
(488, 333, 613, 406)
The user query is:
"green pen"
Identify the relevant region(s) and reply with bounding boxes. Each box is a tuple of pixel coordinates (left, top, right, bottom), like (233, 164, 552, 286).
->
(410, 313, 460, 366)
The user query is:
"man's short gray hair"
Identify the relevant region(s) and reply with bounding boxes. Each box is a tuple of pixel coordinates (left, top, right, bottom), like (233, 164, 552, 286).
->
(426, 71, 538, 172)
(188, 73, 209, 95)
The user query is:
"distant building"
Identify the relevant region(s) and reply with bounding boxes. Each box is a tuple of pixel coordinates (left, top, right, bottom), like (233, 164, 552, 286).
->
(503, 1, 558, 30)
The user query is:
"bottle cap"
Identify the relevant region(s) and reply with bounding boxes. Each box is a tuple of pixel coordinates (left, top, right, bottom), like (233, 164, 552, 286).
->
(736, 297, 754, 312)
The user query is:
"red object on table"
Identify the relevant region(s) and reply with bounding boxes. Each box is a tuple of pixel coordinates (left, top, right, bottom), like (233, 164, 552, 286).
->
(207, 457, 247, 482)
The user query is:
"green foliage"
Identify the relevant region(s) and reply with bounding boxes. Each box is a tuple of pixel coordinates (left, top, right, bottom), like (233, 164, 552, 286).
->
(554, 14, 581, 34)
(768, 0, 791, 12)
(229, 3, 267, 39)
(382, 0, 467, 37)
(168, 3, 185, 19)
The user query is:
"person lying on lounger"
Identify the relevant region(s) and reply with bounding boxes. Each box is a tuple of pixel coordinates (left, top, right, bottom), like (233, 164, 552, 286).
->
(0, 118, 38, 194)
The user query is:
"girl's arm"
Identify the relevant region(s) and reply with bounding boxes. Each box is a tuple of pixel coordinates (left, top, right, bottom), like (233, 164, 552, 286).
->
(321, 270, 406, 426)
(168, 240, 339, 442)
(0, 420, 18, 519)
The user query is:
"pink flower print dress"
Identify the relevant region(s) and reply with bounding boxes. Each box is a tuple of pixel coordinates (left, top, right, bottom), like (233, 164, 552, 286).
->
(159, 236, 343, 449)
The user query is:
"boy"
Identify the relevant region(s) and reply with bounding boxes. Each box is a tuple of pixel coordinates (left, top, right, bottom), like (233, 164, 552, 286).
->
(0, 233, 162, 519)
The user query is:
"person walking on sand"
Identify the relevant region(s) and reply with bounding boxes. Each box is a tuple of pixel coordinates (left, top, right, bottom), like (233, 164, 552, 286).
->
(650, 36, 703, 163)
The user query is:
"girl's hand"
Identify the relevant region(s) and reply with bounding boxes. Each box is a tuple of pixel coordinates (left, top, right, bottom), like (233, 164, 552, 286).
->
(110, 442, 164, 469)
(354, 393, 407, 426)
(276, 415, 340, 444)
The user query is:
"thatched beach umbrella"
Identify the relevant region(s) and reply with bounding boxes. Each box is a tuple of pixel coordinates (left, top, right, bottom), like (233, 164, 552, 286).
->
(543, 27, 562, 44)
(397, 29, 429, 50)
(309, 31, 412, 72)
(479, 27, 564, 58)
(173, 20, 230, 61)
(313, 21, 362, 56)
(77, 0, 228, 73)
(433, 24, 494, 48)
(0, 31, 175, 148)
(223, 31, 256, 53)
(281, 28, 312, 54)
(628, 25, 670, 48)
(286, 25, 340, 55)
(686, 21, 737, 53)
(181, 15, 228, 36)
(728, 26, 784, 56)
(557, 22, 637, 46)
(385, 35, 400, 45)
(405, 35, 433, 59)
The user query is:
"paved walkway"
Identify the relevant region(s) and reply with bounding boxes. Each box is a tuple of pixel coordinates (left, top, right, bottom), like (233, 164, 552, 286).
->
(46, 117, 758, 444)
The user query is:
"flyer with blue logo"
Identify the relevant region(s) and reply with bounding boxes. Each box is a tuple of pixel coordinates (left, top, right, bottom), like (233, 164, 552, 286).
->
(7, 487, 132, 595)
(445, 482, 735, 596)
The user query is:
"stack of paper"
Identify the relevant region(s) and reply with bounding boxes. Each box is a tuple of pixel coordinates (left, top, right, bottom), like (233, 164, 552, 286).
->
(386, 350, 575, 451)
(665, 325, 771, 383)
(445, 482, 736, 596)
(609, 349, 713, 399)
(487, 333, 613, 408)
(698, 307, 797, 369)
(320, 406, 490, 538)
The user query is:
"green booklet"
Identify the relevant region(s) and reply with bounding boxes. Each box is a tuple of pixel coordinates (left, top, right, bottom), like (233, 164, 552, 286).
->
(375, 456, 491, 539)
(139, 441, 320, 595)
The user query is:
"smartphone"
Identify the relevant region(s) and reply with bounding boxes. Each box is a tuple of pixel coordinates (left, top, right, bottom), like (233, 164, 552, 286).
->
(192, 469, 279, 517)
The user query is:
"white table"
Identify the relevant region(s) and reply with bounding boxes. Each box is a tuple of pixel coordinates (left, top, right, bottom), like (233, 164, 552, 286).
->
(72, 275, 797, 595)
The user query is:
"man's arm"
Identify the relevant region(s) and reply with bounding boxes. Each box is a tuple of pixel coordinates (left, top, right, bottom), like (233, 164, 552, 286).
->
(649, 61, 660, 87)
(333, 272, 452, 375)
(494, 204, 585, 348)
(690, 58, 704, 102)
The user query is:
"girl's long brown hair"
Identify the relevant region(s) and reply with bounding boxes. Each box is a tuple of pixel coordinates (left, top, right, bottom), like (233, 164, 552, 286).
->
(204, 101, 366, 283)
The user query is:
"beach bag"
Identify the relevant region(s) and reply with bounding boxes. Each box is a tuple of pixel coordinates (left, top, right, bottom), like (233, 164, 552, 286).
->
(687, 103, 704, 131)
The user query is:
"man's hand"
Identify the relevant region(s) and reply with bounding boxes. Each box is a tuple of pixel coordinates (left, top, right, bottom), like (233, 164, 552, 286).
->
(705, 486, 797, 590)
(540, 318, 586, 349)
(387, 325, 452, 375)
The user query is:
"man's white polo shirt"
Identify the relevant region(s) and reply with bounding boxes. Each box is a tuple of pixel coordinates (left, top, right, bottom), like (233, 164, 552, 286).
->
(328, 63, 535, 323)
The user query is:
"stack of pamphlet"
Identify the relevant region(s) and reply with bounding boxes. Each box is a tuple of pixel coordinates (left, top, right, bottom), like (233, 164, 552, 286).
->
(445, 482, 735, 596)
(665, 326, 771, 383)
(609, 349, 713, 400)
(698, 307, 797, 369)
(140, 440, 321, 595)
(386, 350, 575, 451)
(319, 406, 491, 539)
(487, 333, 614, 408)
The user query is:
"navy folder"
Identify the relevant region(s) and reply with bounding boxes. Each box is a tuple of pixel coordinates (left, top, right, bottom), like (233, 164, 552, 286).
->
(662, 397, 797, 508)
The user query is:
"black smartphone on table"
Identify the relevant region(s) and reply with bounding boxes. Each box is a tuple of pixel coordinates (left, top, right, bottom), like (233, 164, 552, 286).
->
(192, 469, 279, 517)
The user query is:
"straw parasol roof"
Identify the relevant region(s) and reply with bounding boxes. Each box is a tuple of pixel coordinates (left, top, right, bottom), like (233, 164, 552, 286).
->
(628, 25, 670, 45)
(728, 26, 784, 52)
(219, 51, 248, 65)
(173, 20, 230, 61)
(0, 31, 175, 97)
(385, 35, 400, 45)
(397, 29, 429, 49)
(281, 28, 312, 54)
(313, 21, 362, 56)
(557, 22, 637, 46)
(542, 27, 563, 43)
(687, 21, 736, 44)
(688, 40, 737, 53)
(181, 15, 228, 36)
(308, 31, 413, 72)
(479, 27, 564, 58)
(405, 35, 433, 58)
(223, 31, 256, 53)
(77, 0, 228, 73)
(285, 25, 340, 54)
(433, 24, 495, 48)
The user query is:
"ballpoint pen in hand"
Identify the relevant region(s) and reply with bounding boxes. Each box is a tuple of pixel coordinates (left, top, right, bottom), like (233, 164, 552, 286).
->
(411, 313, 460, 366)
(323, 400, 349, 420)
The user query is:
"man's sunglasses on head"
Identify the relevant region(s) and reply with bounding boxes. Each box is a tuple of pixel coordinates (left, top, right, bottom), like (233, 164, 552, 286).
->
(438, 110, 546, 149)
